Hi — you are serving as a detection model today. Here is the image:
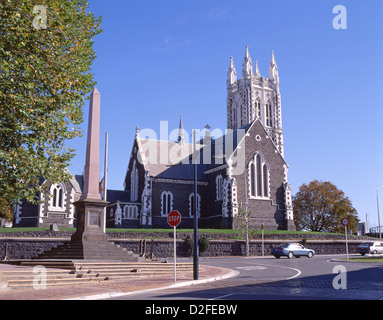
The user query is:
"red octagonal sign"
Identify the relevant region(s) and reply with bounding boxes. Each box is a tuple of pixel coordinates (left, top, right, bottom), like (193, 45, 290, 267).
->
(168, 210, 181, 227)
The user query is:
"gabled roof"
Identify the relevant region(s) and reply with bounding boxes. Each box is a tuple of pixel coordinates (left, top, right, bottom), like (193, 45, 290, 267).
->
(130, 118, 287, 182)
(201, 121, 253, 172)
(136, 138, 206, 181)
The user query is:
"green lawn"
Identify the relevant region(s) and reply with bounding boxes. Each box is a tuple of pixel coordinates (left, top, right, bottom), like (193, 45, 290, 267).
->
(346, 256, 383, 263)
(0, 227, 343, 236)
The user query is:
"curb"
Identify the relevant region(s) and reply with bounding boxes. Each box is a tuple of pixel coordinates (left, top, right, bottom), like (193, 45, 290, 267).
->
(64, 269, 240, 300)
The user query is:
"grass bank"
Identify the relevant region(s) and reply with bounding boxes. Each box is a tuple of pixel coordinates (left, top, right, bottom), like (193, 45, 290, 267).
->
(345, 256, 383, 262)
(0, 227, 346, 238)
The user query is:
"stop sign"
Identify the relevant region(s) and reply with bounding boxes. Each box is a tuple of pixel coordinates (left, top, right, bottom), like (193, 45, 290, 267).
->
(168, 210, 181, 227)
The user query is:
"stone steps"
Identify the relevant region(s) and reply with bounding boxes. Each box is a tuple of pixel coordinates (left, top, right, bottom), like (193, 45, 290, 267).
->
(33, 240, 141, 262)
(4, 261, 194, 289)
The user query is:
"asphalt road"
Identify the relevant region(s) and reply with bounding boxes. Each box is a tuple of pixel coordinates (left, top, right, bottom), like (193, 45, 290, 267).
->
(109, 254, 383, 301)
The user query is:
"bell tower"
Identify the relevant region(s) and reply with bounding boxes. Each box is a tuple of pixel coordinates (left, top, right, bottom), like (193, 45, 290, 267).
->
(226, 46, 284, 156)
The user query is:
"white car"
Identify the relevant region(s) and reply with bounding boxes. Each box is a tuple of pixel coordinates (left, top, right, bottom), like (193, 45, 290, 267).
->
(357, 242, 383, 255)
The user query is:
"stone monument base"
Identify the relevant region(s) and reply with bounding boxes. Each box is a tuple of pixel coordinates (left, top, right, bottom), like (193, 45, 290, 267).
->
(35, 198, 141, 262)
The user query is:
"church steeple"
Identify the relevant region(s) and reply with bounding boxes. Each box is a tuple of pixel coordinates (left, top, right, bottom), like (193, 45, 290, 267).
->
(177, 113, 185, 145)
(269, 50, 279, 83)
(227, 56, 237, 87)
(242, 45, 253, 79)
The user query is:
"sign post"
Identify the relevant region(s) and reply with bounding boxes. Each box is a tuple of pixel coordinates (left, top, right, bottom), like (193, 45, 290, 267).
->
(261, 224, 264, 256)
(168, 210, 181, 282)
(341, 218, 349, 261)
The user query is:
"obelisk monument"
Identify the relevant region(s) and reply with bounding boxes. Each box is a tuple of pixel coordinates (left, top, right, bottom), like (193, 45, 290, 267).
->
(71, 88, 109, 245)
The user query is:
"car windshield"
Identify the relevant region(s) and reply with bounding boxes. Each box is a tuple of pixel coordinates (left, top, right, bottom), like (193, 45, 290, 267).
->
(362, 242, 374, 246)
(278, 244, 292, 248)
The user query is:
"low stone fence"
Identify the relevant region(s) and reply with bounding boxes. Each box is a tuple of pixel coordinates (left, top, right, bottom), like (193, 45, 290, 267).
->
(0, 237, 369, 260)
(0, 230, 373, 240)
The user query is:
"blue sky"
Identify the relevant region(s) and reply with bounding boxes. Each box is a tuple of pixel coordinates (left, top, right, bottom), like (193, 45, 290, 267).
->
(67, 0, 383, 230)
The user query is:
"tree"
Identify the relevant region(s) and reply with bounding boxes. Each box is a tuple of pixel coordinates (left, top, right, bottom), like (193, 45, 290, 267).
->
(0, 0, 102, 217)
(0, 197, 13, 223)
(292, 180, 359, 233)
(235, 205, 254, 256)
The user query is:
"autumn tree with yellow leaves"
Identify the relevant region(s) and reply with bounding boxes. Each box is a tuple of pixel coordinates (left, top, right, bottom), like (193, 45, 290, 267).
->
(292, 180, 359, 233)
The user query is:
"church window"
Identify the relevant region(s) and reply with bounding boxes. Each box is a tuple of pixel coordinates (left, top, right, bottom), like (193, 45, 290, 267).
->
(124, 205, 139, 219)
(249, 152, 270, 199)
(189, 193, 201, 217)
(50, 184, 65, 210)
(256, 154, 262, 196)
(131, 160, 139, 202)
(131, 206, 138, 219)
(216, 175, 223, 200)
(263, 163, 269, 198)
(161, 191, 173, 216)
(124, 206, 129, 218)
(255, 99, 261, 120)
(265, 101, 273, 127)
(233, 106, 237, 130)
(250, 163, 256, 197)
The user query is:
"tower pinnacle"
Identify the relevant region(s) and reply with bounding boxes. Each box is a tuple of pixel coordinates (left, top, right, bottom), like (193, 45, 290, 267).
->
(242, 45, 253, 79)
(177, 113, 185, 145)
(269, 50, 279, 83)
(227, 56, 237, 87)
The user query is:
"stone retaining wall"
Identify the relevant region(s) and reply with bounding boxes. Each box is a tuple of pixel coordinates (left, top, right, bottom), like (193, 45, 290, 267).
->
(0, 237, 369, 260)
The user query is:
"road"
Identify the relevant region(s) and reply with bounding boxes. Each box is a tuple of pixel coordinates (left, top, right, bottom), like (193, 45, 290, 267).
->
(108, 254, 383, 300)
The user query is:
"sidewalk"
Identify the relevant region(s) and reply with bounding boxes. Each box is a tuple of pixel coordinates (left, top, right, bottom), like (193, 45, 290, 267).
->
(0, 262, 235, 300)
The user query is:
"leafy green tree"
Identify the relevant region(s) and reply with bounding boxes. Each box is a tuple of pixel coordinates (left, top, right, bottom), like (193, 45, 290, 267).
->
(0, 0, 102, 217)
(292, 180, 359, 233)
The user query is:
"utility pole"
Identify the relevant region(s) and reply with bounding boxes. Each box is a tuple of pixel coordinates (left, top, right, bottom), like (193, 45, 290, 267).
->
(244, 175, 249, 257)
(193, 130, 199, 280)
(376, 186, 382, 239)
(103, 132, 108, 233)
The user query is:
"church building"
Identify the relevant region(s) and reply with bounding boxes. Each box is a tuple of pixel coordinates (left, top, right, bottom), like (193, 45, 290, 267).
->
(13, 47, 295, 231)
(109, 46, 295, 230)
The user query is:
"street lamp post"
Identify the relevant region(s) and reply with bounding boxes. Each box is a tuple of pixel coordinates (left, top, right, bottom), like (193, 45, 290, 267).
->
(193, 130, 199, 280)
(376, 185, 383, 239)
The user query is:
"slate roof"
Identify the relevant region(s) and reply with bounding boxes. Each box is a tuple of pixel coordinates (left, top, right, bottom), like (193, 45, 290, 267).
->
(136, 121, 254, 180)
(106, 189, 130, 203)
(74, 174, 129, 203)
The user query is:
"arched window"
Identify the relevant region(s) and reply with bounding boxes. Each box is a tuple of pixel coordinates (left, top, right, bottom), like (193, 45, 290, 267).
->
(161, 191, 173, 216)
(232, 105, 237, 130)
(189, 193, 201, 217)
(131, 160, 139, 201)
(256, 154, 262, 197)
(250, 163, 256, 197)
(263, 164, 268, 198)
(265, 101, 273, 127)
(216, 175, 223, 200)
(249, 152, 270, 199)
(124, 205, 139, 219)
(50, 184, 65, 210)
(255, 99, 261, 120)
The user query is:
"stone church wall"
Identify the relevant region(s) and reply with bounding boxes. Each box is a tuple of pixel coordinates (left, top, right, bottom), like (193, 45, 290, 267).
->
(232, 121, 287, 230)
